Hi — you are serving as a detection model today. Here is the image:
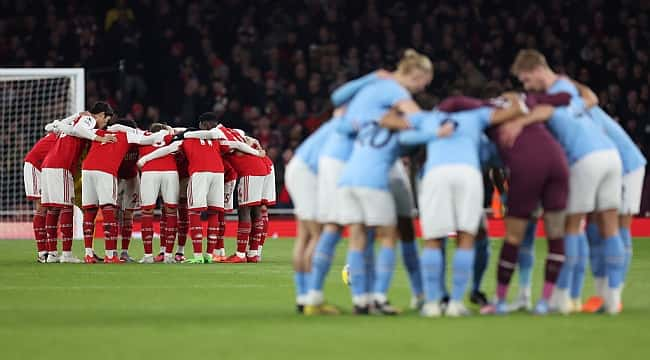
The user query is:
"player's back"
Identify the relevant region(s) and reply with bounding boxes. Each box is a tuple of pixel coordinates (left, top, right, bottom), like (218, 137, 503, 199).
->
(422, 108, 492, 171)
(295, 119, 337, 172)
(546, 79, 614, 163)
(181, 138, 224, 175)
(489, 122, 563, 165)
(82, 131, 131, 176)
(338, 122, 402, 190)
(25, 132, 58, 170)
(42, 131, 88, 171)
(588, 106, 646, 173)
(118, 146, 139, 179)
(140, 134, 178, 172)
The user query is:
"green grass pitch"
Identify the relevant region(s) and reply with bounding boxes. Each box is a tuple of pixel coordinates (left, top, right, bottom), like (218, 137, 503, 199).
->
(0, 237, 649, 360)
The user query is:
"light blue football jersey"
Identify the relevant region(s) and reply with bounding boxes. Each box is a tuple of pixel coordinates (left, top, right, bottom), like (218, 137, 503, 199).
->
(546, 78, 615, 164)
(337, 79, 411, 190)
(399, 108, 494, 174)
(294, 119, 338, 173)
(588, 106, 646, 174)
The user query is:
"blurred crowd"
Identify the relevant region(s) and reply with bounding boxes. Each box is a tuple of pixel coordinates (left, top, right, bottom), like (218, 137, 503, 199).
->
(1, 0, 650, 212)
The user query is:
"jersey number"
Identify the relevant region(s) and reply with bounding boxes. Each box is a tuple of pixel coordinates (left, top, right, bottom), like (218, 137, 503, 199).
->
(199, 139, 214, 146)
(357, 123, 393, 148)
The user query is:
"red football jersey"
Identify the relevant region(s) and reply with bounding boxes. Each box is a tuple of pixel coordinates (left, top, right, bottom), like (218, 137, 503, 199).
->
(118, 146, 139, 179)
(218, 126, 267, 176)
(139, 134, 177, 172)
(223, 158, 237, 182)
(41, 115, 91, 171)
(82, 130, 140, 176)
(24, 133, 58, 170)
(180, 138, 224, 175)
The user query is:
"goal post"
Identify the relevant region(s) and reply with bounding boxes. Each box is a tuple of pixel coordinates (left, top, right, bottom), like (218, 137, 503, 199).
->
(0, 68, 85, 239)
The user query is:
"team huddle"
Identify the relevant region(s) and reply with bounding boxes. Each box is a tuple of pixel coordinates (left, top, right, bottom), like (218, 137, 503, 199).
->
(24, 103, 276, 265)
(286, 49, 646, 317)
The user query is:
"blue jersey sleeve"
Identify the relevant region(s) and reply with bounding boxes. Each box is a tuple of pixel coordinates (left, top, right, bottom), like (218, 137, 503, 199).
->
(548, 78, 579, 97)
(382, 81, 411, 108)
(398, 113, 439, 145)
(473, 107, 494, 129)
(330, 72, 379, 106)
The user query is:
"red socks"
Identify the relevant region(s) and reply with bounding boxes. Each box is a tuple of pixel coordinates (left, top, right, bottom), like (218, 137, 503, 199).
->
(189, 210, 203, 254)
(33, 208, 47, 253)
(260, 207, 269, 246)
(165, 209, 177, 254)
(83, 207, 98, 250)
(141, 212, 153, 254)
(121, 216, 133, 251)
(216, 211, 225, 251)
(236, 221, 251, 253)
(102, 205, 117, 254)
(159, 210, 167, 253)
(248, 217, 263, 252)
(59, 207, 73, 252)
(45, 208, 60, 252)
(206, 211, 219, 254)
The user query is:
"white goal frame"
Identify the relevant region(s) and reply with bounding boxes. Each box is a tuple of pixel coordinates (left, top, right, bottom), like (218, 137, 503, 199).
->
(0, 68, 85, 238)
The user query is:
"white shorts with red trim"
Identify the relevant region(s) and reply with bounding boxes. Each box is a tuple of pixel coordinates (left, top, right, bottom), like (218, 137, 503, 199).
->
(262, 164, 276, 206)
(82, 170, 118, 207)
(41, 167, 74, 207)
(23, 162, 41, 200)
(140, 171, 179, 209)
(187, 172, 224, 211)
(224, 179, 236, 211)
(237, 175, 265, 207)
(117, 175, 141, 210)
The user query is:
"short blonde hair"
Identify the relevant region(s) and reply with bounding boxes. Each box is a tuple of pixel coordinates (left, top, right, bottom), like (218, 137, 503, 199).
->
(510, 49, 549, 75)
(397, 48, 433, 75)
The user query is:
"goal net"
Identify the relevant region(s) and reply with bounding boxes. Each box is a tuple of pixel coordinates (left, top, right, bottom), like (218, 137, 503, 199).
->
(0, 68, 85, 239)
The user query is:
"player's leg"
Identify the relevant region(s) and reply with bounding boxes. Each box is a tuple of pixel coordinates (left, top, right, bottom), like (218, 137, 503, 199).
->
(156, 210, 167, 262)
(304, 157, 345, 312)
(246, 206, 263, 262)
(619, 214, 633, 283)
(347, 222, 369, 314)
(163, 206, 178, 263)
(446, 166, 483, 317)
(41, 168, 60, 261)
(33, 200, 48, 263)
(293, 219, 311, 312)
(95, 172, 120, 263)
(82, 205, 99, 263)
(418, 168, 452, 317)
(554, 155, 599, 314)
(176, 177, 189, 262)
(258, 205, 269, 260)
(57, 169, 79, 263)
(493, 217, 527, 313)
(119, 176, 139, 262)
(183, 173, 209, 263)
(389, 160, 423, 307)
(138, 172, 160, 263)
(213, 210, 226, 261)
(619, 167, 645, 285)
(512, 219, 536, 311)
(159, 172, 179, 263)
(224, 175, 261, 262)
(535, 210, 566, 314)
(470, 221, 489, 307)
(24, 163, 47, 262)
(591, 151, 624, 314)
